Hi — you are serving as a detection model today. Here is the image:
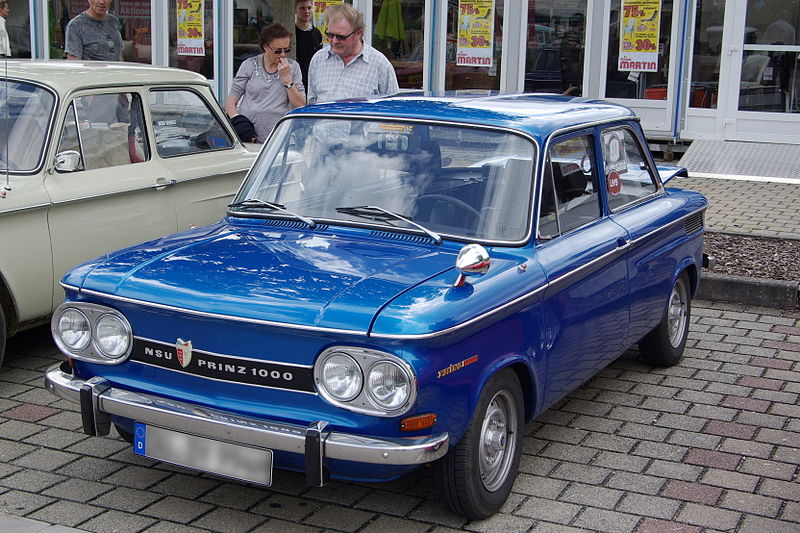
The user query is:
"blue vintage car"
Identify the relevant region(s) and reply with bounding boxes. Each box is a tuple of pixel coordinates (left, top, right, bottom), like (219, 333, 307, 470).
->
(45, 94, 708, 519)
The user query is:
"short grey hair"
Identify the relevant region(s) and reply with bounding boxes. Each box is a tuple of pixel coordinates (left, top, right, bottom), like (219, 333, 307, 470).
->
(324, 3, 364, 33)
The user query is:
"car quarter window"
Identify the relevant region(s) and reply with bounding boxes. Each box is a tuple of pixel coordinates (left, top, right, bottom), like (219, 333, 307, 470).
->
(148, 89, 233, 157)
(602, 127, 658, 211)
(538, 134, 601, 238)
(57, 93, 149, 171)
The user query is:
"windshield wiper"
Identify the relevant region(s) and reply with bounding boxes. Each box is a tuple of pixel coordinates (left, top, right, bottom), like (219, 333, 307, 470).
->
(228, 198, 316, 228)
(336, 205, 441, 245)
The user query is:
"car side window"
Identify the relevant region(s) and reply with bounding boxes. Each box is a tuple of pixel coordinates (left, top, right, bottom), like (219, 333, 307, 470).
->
(57, 93, 149, 171)
(602, 128, 658, 211)
(539, 135, 601, 236)
(148, 89, 233, 157)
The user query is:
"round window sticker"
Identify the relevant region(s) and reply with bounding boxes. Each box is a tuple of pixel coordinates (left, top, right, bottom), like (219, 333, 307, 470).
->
(607, 170, 621, 195)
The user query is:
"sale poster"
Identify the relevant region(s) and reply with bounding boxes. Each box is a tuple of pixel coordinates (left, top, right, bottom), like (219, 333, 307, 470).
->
(456, 0, 495, 67)
(177, 0, 205, 57)
(618, 0, 661, 72)
(314, 0, 345, 37)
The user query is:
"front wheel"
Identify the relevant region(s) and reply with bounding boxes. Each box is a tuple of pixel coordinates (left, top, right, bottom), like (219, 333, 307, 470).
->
(639, 271, 691, 367)
(0, 303, 6, 369)
(438, 369, 524, 519)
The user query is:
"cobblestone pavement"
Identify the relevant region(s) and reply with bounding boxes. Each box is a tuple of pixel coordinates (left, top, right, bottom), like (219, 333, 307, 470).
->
(671, 178, 800, 240)
(1, 300, 798, 533)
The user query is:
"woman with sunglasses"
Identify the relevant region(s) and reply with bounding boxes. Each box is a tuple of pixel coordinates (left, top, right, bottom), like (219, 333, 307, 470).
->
(225, 23, 306, 143)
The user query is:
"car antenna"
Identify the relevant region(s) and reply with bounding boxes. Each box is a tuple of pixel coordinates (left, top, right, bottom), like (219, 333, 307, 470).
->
(1, 53, 8, 198)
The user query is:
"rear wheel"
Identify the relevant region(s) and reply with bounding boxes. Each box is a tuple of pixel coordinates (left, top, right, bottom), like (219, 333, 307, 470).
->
(0, 304, 6, 369)
(640, 271, 691, 367)
(439, 369, 523, 519)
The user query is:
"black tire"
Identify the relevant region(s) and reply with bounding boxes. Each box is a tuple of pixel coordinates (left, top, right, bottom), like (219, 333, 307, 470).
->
(114, 424, 134, 444)
(0, 304, 6, 369)
(439, 369, 524, 519)
(639, 271, 691, 367)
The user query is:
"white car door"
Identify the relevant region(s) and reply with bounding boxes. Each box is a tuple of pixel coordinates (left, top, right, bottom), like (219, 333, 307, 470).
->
(146, 87, 256, 232)
(44, 89, 177, 308)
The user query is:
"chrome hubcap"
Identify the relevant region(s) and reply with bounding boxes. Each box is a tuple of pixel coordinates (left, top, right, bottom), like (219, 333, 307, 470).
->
(479, 389, 517, 492)
(667, 277, 688, 347)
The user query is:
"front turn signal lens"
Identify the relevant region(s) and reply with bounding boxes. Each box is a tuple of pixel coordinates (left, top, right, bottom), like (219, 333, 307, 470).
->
(400, 413, 437, 432)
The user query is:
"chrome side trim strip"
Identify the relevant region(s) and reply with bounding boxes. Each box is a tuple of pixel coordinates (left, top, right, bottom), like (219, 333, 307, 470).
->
(45, 364, 449, 465)
(0, 202, 52, 216)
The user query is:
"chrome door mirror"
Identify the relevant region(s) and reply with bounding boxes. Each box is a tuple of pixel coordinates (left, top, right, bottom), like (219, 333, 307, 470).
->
(454, 243, 491, 287)
(54, 150, 81, 173)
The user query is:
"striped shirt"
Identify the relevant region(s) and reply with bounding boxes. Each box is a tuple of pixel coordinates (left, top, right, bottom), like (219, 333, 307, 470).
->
(307, 43, 399, 104)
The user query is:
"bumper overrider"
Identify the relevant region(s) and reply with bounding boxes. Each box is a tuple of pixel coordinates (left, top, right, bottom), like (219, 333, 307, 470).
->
(45, 362, 449, 486)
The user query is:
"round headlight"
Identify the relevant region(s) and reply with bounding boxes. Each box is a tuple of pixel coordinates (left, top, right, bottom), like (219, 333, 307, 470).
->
(57, 308, 91, 351)
(320, 353, 363, 401)
(93, 314, 131, 358)
(367, 361, 411, 410)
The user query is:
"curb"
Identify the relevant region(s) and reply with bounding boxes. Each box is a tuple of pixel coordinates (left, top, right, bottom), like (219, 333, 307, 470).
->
(698, 271, 799, 309)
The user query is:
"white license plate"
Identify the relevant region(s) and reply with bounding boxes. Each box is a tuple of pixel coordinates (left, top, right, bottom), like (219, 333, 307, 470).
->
(133, 423, 272, 485)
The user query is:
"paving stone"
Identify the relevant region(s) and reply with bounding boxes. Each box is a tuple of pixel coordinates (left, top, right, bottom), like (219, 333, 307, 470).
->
(191, 507, 266, 533)
(512, 473, 568, 499)
(148, 473, 219, 500)
(141, 496, 214, 524)
(358, 515, 430, 533)
(42, 479, 112, 503)
(13, 448, 79, 472)
(65, 436, 131, 459)
(250, 494, 318, 522)
(354, 489, 422, 517)
(56, 457, 123, 481)
(515, 496, 581, 523)
(704, 420, 758, 440)
(755, 427, 800, 447)
(79, 509, 158, 533)
(0, 469, 65, 493)
(302, 504, 374, 532)
(90, 486, 162, 513)
(0, 489, 55, 514)
(683, 448, 742, 470)
(249, 518, 319, 533)
(737, 515, 800, 533)
(676, 503, 741, 530)
(666, 430, 722, 450)
(634, 517, 702, 533)
(719, 490, 782, 517)
(550, 462, 611, 485)
(560, 482, 623, 509)
(1, 404, 60, 423)
(606, 472, 666, 496)
(572, 507, 640, 533)
(617, 493, 681, 520)
(739, 457, 798, 480)
(102, 465, 172, 490)
(592, 451, 650, 473)
(539, 442, 597, 464)
(27, 500, 103, 528)
(661, 480, 722, 505)
(700, 468, 760, 492)
(198, 484, 268, 511)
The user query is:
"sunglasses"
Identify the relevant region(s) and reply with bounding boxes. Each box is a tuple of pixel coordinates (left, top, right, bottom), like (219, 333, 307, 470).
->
(268, 47, 291, 55)
(325, 30, 356, 41)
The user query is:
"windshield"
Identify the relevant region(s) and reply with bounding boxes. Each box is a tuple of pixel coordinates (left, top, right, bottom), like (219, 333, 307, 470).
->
(234, 117, 537, 243)
(0, 81, 56, 172)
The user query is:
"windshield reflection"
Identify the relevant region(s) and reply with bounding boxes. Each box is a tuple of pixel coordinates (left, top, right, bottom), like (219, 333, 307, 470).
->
(0, 81, 55, 172)
(234, 117, 537, 243)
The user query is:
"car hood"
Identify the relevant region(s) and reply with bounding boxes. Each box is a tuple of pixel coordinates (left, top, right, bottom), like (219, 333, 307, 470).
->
(66, 222, 459, 333)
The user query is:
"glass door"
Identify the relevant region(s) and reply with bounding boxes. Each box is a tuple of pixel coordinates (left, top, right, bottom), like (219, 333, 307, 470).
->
(721, 0, 800, 141)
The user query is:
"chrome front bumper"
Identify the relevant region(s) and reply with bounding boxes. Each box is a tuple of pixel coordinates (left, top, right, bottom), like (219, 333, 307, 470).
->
(45, 363, 449, 486)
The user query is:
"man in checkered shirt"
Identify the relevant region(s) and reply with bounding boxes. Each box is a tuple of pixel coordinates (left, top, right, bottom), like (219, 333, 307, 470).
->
(307, 4, 399, 104)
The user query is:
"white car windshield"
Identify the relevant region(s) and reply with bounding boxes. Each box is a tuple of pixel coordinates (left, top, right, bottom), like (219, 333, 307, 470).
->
(0, 81, 55, 172)
(233, 117, 537, 243)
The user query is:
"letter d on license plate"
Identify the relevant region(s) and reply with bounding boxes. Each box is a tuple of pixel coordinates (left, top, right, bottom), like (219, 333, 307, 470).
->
(134, 423, 272, 485)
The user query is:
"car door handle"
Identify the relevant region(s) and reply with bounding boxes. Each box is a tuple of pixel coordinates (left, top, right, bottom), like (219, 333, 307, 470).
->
(153, 178, 177, 191)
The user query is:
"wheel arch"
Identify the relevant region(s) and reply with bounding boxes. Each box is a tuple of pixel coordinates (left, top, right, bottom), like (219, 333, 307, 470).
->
(0, 270, 19, 338)
(476, 357, 538, 424)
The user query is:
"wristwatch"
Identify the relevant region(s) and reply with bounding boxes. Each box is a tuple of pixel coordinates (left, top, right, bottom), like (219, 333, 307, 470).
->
(284, 82, 294, 89)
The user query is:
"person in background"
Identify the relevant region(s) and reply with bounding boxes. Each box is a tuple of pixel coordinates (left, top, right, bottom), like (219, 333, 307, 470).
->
(225, 23, 305, 144)
(295, 0, 323, 93)
(0, 2, 10, 57)
(307, 4, 399, 104)
(65, 0, 123, 61)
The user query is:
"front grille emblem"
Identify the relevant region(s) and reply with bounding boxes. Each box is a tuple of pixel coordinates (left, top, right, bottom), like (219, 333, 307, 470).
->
(176, 338, 193, 368)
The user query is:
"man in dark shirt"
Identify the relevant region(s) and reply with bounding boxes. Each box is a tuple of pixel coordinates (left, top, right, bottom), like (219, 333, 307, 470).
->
(294, 0, 322, 92)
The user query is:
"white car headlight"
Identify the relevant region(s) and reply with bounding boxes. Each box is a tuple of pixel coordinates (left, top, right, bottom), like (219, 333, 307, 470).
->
(367, 361, 411, 410)
(94, 314, 131, 358)
(57, 308, 91, 350)
(320, 353, 363, 401)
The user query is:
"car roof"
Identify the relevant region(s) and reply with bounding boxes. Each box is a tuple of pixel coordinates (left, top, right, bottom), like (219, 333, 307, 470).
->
(291, 93, 637, 142)
(3, 60, 209, 95)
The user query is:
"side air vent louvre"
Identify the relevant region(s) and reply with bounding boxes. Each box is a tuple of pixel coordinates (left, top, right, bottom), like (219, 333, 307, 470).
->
(683, 212, 704, 235)
(264, 219, 328, 231)
(369, 231, 434, 244)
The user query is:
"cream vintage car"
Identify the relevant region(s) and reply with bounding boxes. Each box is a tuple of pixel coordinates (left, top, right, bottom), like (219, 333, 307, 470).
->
(0, 61, 257, 365)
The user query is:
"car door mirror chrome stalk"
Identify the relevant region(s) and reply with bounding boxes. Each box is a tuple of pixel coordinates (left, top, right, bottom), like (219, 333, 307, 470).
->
(454, 244, 491, 287)
(54, 150, 82, 173)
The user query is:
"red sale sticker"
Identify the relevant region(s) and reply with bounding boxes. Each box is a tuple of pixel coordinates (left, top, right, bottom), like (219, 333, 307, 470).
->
(607, 170, 621, 195)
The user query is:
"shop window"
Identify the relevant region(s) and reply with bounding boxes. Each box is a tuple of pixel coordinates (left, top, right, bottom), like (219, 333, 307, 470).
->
(231, 1, 296, 75)
(525, 1, 587, 96)
(372, 0, 424, 89)
(605, 0, 674, 100)
(48, 0, 151, 63)
(169, 0, 214, 78)
(688, 0, 726, 108)
(445, 0, 504, 91)
(5, 0, 31, 58)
